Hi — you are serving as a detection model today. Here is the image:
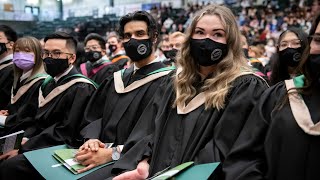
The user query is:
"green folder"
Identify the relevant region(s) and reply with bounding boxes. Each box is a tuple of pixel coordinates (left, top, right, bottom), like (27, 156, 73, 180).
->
(150, 161, 220, 180)
(151, 162, 194, 180)
(52, 149, 87, 174)
(24, 145, 114, 180)
(174, 162, 221, 180)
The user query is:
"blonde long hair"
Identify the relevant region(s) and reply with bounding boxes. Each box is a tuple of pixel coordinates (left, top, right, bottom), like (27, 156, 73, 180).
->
(174, 4, 252, 110)
(13, 36, 46, 89)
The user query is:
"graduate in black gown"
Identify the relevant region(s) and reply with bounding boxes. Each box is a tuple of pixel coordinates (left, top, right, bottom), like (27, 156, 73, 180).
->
(0, 32, 97, 179)
(240, 34, 267, 80)
(79, 33, 124, 85)
(112, 5, 268, 180)
(162, 31, 186, 66)
(0, 36, 48, 136)
(268, 27, 308, 85)
(71, 11, 173, 179)
(107, 32, 130, 67)
(221, 13, 320, 180)
(0, 25, 17, 109)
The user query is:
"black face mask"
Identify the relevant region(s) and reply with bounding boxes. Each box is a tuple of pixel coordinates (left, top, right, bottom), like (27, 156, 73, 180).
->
(190, 38, 228, 66)
(0, 43, 7, 56)
(123, 38, 153, 62)
(163, 49, 178, 62)
(85, 51, 102, 62)
(279, 47, 302, 67)
(43, 57, 70, 77)
(243, 48, 249, 58)
(307, 54, 320, 82)
(108, 44, 117, 53)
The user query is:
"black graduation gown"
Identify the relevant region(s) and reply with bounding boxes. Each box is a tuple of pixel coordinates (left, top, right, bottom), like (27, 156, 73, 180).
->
(79, 59, 127, 85)
(80, 61, 171, 146)
(222, 80, 320, 180)
(77, 62, 172, 180)
(112, 58, 128, 70)
(18, 67, 96, 152)
(251, 62, 265, 75)
(0, 60, 14, 109)
(111, 73, 268, 178)
(0, 75, 47, 136)
(0, 68, 96, 180)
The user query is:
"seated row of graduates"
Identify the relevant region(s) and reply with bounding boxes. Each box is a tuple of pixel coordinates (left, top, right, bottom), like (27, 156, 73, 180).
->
(0, 4, 319, 180)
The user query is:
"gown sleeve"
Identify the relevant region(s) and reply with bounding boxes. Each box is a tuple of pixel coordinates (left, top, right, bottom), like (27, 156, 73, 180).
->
(93, 64, 121, 85)
(222, 82, 286, 180)
(79, 77, 113, 140)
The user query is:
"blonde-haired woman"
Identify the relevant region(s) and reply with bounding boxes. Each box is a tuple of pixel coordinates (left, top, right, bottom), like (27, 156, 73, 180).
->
(112, 4, 268, 180)
(0, 36, 48, 137)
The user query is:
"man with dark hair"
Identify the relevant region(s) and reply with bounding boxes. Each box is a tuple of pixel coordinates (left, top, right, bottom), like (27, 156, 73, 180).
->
(79, 33, 121, 84)
(85, 33, 106, 50)
(0, 25, 17, 109)
(106, 32, 129, 68)
(67, 11, 174, 179)
(0, 31, 97, 179)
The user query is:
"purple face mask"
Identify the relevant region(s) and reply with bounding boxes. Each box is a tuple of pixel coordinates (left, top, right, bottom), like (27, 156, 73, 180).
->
(13, 52, 35, 71)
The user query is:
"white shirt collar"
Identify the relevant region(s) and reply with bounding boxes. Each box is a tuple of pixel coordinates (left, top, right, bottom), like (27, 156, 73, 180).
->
(54, 65, 73, 82)
(0, 54, 13, 64)
(20, 69, 33, 82)
(133, 56, 160, 71)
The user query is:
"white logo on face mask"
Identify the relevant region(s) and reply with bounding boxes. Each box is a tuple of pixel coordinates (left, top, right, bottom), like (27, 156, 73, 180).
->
(137, 44, 147, 55)
(211, 49, 222, 61)
(93, 52, 100, 59)
(293, 52, 301, 62)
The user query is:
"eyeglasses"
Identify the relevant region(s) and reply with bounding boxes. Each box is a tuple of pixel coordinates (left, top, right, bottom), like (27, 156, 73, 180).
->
(278, 39, 301, 49)
(42, 50, 73, 59)
(84, 45, 101, 51)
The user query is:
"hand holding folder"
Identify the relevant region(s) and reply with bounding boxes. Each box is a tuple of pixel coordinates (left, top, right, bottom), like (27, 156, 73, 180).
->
(24, 145, 114, 180)
(74, 146, 113, 173)
(53, 149, 87, 174)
